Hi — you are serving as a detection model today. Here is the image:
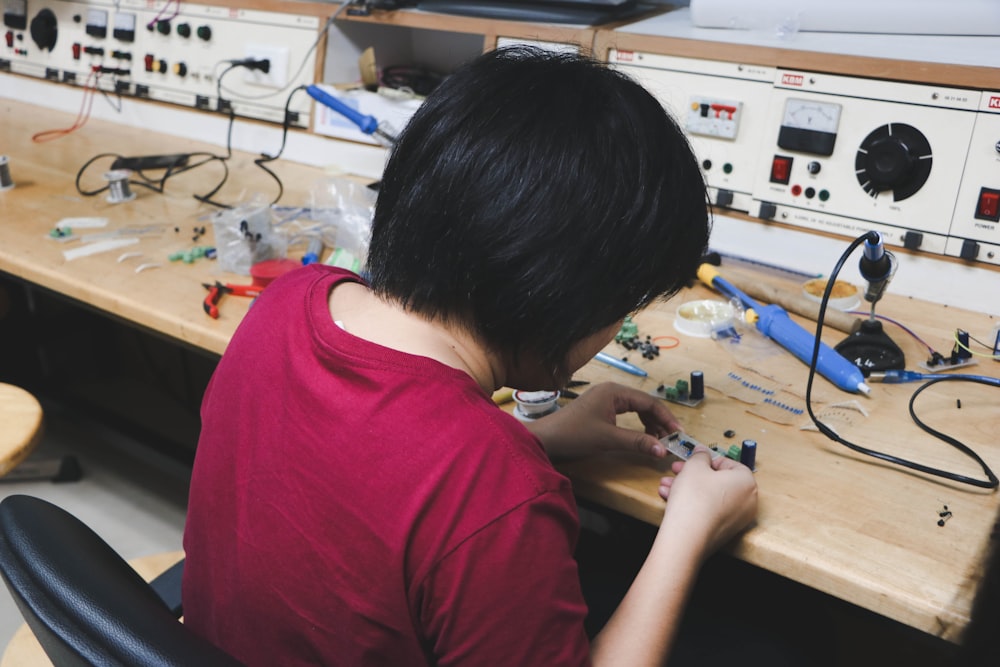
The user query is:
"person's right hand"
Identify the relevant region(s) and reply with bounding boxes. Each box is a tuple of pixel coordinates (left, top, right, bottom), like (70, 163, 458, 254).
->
(657, 448, 758, 556)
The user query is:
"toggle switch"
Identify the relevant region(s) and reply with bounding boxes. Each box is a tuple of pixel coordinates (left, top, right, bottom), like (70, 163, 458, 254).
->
(770, 155, 793, 185)
(975, 187, 1000, 222)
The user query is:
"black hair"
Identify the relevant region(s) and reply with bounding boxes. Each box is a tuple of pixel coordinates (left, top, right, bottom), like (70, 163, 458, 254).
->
(366, 46, 710, 369)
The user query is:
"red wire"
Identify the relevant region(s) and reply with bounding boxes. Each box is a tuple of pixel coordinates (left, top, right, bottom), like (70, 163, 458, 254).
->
(32, 67, 102, 143)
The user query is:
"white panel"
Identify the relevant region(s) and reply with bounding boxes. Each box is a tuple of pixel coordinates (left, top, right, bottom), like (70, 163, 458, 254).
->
(2, 0, 322, 126)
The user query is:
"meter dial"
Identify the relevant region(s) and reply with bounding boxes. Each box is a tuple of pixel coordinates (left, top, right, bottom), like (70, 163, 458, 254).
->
(778, 98, 842, 156)
(3, 0, 28, 30)
(782, 98, 842, 133)
(855, 123, 932, 201)
(113, 12, 136, 41)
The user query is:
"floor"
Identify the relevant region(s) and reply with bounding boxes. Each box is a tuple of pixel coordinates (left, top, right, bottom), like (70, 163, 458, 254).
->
(0, 398, 191, 650)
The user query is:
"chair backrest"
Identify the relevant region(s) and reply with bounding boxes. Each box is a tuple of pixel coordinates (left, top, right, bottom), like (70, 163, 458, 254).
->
(0, 494, 244, 667)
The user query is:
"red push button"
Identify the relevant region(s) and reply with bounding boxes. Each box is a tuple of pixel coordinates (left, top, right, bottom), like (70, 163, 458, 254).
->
(770, 155, 793, 185)
(976, 187, 1000, 222)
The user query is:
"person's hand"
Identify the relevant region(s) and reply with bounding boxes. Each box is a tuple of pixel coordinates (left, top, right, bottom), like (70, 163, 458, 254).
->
(657, 448, 758, 556)
(524, 381, 683, 462)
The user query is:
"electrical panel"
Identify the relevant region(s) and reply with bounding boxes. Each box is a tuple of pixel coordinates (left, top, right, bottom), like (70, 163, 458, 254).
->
(752, 71, 977, 258)
(1, 0, 324, 126)
(609, 50, 774, 214)
(609, 50, 1000, 267)
(947, 93, 1000, 264)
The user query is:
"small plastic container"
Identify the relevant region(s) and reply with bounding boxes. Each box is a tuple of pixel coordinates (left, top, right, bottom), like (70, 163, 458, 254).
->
(801, 278, 860, 311)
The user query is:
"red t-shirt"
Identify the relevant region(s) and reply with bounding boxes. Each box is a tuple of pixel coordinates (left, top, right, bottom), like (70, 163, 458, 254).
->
(183, 265, 591, 666)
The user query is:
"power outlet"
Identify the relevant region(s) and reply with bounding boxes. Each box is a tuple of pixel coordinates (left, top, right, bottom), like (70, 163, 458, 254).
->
(243, 43, 290, 90)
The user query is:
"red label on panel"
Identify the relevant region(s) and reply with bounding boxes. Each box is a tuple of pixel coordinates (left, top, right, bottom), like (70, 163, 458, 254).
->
(782, 73, 804, 86)
(989, 96, 1000, 110)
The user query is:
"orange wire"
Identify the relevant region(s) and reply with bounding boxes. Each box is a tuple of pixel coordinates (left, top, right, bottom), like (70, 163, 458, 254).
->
(32, 67, 101, 143)
(652, 335, 680, 349)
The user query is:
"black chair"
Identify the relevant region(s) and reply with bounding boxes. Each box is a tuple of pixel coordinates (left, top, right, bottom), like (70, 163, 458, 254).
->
(0, 494, 244, 667)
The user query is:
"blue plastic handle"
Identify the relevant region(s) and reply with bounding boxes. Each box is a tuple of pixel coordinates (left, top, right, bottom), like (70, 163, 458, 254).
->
(754, 304, 867, 394)
(306, 84, 378, 135)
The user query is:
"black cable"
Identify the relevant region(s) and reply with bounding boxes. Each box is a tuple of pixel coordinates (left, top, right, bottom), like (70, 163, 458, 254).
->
(252, 85, 308, 205)
(805, 231, 999, 490)
(76, 65, 303, 208)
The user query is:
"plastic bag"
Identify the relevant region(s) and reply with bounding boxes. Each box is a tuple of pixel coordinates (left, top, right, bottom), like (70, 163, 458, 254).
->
(211, 196, 288, 275)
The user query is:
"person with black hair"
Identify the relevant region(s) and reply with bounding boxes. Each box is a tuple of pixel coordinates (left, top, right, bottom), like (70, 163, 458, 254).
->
(183, 46, 757, 666)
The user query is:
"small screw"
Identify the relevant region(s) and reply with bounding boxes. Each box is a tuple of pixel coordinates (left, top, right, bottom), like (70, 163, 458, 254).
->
(724, 429, 736, 438)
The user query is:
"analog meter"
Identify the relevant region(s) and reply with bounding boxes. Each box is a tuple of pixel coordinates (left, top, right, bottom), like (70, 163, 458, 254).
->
(113, 12, 136, 41)
(778, 98, 842, 156)
(3, 0, 27, 30)
(85, 7, 107, 38)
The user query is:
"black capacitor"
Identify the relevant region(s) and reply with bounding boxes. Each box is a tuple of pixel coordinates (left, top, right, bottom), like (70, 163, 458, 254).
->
(740, 439, 757, 470)
(689, 370, 704, 400)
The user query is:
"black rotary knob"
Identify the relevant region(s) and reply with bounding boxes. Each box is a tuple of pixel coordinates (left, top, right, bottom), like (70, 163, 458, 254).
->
(29, 8, 58, 52)
(855, 123, 932, 202)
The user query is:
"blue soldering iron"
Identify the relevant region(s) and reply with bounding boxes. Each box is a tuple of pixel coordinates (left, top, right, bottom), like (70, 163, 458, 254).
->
(698, 264, 870, 395)
(305, 84, 397, 145)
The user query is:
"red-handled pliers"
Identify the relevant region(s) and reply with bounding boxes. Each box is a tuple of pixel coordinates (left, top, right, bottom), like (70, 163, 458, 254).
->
(202, 281, 263, 319)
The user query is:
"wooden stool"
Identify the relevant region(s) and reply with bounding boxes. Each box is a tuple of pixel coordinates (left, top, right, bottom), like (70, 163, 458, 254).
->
(0, 384, 44, 477)
(0, 384, 81, 483)
(0, 550, 186, 667)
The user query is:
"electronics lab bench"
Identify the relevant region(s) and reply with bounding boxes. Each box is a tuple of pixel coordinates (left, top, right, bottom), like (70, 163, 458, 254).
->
(3, 0, 1000, 650)
(2, 98, 1000, 647)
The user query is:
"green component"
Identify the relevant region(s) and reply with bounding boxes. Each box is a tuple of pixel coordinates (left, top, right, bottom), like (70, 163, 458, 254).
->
(675, 379, 689, 397)
(727, 445, 741, 461)
(664, 386, 679, 401)
(615, 315, 639, 343)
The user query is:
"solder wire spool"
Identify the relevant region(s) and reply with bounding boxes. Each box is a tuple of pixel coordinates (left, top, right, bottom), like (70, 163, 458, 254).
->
(0, 155, 14, 191)
(673, 299, 736, 338)
(104, 169, 136, 204)
(512, 390, 560, 421)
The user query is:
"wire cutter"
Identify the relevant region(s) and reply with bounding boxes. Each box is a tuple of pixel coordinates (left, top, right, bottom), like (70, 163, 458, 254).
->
(202, 281, 263, 319)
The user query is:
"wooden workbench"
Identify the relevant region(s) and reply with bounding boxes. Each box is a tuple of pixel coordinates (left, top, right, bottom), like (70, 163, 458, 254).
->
(2, 97, 999, 644)
(0, 99, 335, 356)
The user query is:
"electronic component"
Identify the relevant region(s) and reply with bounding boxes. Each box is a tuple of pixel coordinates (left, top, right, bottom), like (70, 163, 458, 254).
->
(918, 330, 979, 372)
(652, 371, 705, 407)
(660, 431, 724, 460)
(110, 154, 190, 171)
(740, 439, 757, 470)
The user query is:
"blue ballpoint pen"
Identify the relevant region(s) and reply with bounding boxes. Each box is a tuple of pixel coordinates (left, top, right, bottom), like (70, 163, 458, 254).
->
(594, 351, 648, 377)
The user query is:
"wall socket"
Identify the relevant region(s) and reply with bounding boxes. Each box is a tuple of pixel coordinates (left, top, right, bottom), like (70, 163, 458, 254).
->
(243, 43, 290, 90)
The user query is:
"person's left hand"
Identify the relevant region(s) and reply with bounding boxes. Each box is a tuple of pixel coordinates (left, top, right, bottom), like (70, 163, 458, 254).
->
(524, 381, 682, 462)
